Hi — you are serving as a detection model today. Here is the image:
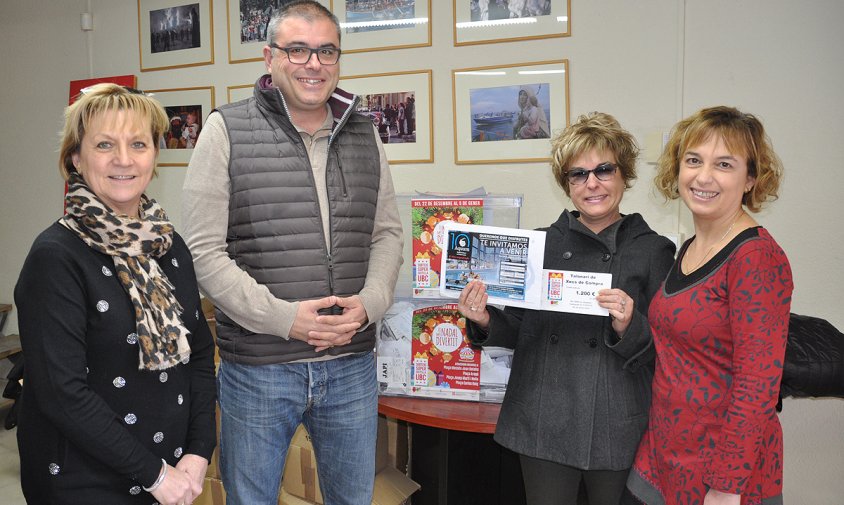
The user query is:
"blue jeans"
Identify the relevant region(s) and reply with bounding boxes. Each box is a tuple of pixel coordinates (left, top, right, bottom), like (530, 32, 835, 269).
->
(218, 352, 377, 505)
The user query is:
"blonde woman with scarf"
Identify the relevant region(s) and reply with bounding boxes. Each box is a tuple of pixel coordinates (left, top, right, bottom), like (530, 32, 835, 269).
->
(14, 83, 216, 505)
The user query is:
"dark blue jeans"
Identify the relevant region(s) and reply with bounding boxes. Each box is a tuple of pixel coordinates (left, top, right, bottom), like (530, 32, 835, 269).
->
(217, 352, 377, 505)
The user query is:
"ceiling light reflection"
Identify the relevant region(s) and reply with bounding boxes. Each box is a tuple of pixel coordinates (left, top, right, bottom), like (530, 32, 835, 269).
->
(340, 17, 428, 30)
(518, 70, 565, 75)
(456, 18, 538, 29)
(454, 71, 508, 76)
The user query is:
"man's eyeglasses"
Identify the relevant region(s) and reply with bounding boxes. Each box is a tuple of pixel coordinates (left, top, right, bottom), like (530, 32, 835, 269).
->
(270, 43, 341, 65)
(566, 162, 618, 185)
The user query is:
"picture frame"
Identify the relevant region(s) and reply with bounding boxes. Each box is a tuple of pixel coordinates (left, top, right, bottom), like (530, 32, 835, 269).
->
(138, 0, 214, 71)
(144, 86, 216, 166)
(226, 0, 332, 63)
(227, 83, 253, 103)
(452, 59, 569, 165)
(453, 0, 570, 46)
(339, 69, 433, 164)
(334, 0, 431, 54)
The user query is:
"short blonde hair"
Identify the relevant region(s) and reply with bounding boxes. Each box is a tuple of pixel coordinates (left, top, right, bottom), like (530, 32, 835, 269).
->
(59, 83, 170, 180)
(654, 106, 783, 213)
(550, 112, 639, 197)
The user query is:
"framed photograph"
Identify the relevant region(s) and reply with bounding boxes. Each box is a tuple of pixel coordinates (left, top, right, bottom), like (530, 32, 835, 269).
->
(138, 0, 214, 71)
(339, 69, 433, 164)
(453, 0, 570, 46)
(227, 83, 253, 103)
(452, 59, 569, 165)
(226, 0, 332, 63)
(334, 0, 431, 54)
(144, 86, 216, 166)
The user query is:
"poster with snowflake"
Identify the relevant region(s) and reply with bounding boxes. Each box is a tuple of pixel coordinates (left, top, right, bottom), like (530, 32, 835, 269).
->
(411, 198, 483, 298)
(410, 303, 481, 400)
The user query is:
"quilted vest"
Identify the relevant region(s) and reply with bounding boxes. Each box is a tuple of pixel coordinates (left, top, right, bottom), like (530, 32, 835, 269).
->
(214, 79, 380, 365)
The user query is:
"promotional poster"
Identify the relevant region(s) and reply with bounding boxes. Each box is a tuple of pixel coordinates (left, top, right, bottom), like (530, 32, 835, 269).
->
(411, 199, 483, 298)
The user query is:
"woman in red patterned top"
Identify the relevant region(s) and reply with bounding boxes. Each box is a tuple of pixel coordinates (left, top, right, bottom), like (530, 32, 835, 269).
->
(627, 106, 793, 505)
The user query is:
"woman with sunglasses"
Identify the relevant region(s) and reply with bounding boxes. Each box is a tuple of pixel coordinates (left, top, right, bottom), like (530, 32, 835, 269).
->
(458, 112, 675, 505)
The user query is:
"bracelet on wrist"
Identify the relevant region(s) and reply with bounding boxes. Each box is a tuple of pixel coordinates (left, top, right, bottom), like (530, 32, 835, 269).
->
(143, 458, 168, 493)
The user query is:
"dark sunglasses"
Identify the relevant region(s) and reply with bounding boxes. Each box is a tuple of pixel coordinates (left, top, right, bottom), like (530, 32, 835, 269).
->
(566, 162, 618, 185)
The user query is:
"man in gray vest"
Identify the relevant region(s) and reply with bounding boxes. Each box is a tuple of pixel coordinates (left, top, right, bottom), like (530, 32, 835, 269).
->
(181, 2, 402, 503)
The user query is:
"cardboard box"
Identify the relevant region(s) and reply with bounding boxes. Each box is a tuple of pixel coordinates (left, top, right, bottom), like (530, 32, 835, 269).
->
(194, 477, 225, 505)
(196, 436, 417, 505)
(282, 421, 418, 505)
(375, 414, 390, 473)
(201, 297, 220, 365)
(282, 425, 322, 503)
(279, 488, 316, 505)
(382, 415, 409, 473)
(206, 441, 221, 481)
(372, 466, 420, 505)
(206, 402, 222, 479)
(279, 467, 419, 505)
(194, 476, 304, 505)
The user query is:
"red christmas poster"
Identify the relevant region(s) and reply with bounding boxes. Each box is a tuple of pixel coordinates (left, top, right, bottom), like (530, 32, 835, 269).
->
(410, 304, 480, 400)
(411, 198, 483, 298)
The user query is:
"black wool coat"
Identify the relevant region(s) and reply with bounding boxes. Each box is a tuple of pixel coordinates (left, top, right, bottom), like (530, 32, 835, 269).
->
(470, 210, 675, 470)
(15, 223, 217, 503)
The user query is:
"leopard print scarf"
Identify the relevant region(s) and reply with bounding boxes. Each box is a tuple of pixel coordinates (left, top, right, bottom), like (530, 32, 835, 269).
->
(61, 172, 191, 371)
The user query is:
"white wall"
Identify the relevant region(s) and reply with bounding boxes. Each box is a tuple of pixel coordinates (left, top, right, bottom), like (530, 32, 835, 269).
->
(681, 2, 844, 501)
(0, 0, 841, 501)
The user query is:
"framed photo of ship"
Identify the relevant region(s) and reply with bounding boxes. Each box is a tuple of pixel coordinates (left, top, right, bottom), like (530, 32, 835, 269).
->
(226, 0, 332, 63)
(339, 69, 433, 164)
(334, 0, 431, 53)
(452, 60, 569, 164)
(453, 0, 570, 46)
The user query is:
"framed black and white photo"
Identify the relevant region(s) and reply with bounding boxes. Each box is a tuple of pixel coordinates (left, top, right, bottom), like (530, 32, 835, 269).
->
(138, 0, 214, 71)
(226, 0, 332, 63)
(453, 0, 569, 46)
(452, 60, 568, 164)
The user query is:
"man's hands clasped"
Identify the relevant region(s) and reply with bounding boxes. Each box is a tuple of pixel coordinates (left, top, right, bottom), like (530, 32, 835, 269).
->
(290, 295, 369, 352)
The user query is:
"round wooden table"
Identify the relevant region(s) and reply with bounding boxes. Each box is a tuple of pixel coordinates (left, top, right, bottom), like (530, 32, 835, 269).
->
(377, 396, 525, 505)
(377, 395, 500, 434)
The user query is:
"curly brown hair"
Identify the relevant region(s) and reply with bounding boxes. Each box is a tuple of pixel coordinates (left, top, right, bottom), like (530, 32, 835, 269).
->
(550, 112, 639, 197)
(654, 106, 783, 213)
